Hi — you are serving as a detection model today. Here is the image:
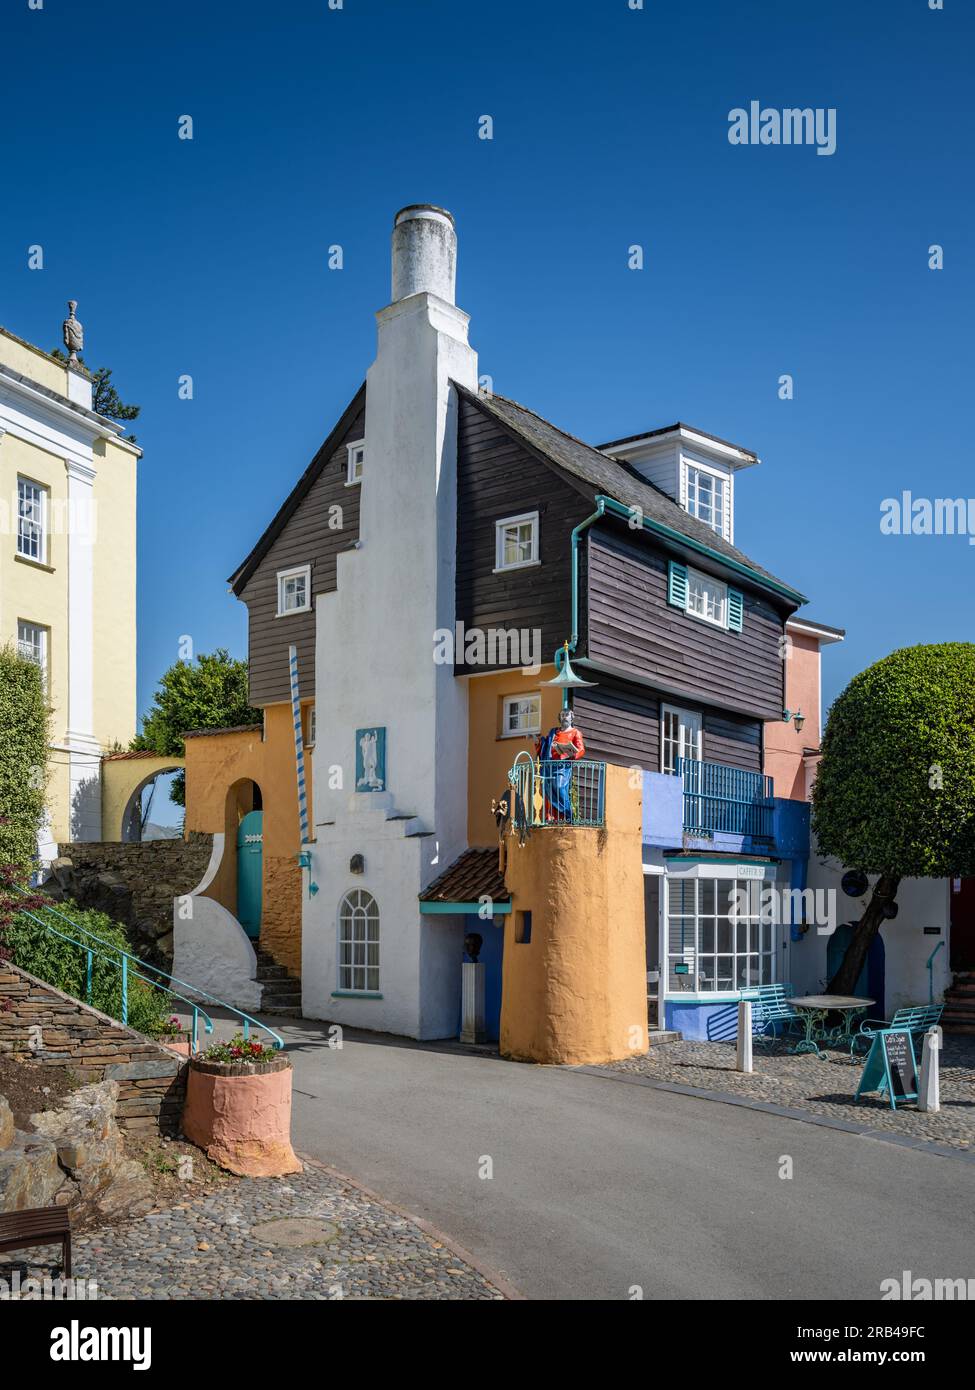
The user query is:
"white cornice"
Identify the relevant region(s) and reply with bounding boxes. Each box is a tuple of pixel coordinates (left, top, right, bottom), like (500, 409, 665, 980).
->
(0, 367, 121, 450)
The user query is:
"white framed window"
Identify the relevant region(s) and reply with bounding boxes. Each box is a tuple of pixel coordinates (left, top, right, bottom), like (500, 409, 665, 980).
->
(666, 876, 774, 994)
(346, 440, 365, 486)
(17, 477, 47, 563)
(338, 888, 379, 993)
(17, 619, 48, 691)
(277, 564, 311, 615)
(684, 463, 729, 539)
(494, 511, 539, 572)
(502, 692, 541, 737)
(306, 704, 316, 747)
(686, 567, 728, 628)
(661, 704, 702, 776)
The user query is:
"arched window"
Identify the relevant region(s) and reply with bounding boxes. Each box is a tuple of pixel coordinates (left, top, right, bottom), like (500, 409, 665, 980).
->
(338, 890, 380, 993)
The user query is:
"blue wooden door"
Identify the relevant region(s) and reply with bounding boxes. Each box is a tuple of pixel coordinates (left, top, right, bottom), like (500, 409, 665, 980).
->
(236, 810, 263, 940)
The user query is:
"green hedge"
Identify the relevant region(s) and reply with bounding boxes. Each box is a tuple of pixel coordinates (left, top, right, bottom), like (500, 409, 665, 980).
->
(6, 898, 172, 1037)
(0, 644, 49, 875)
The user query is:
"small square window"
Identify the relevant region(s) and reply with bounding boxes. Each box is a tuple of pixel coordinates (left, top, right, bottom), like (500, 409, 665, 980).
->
(277, 565, 311, 615)
(346, 440, 365, 485)
(686, 568, 728, 628)
(495, 512, 539, 572)
(501, 693, 541, 737)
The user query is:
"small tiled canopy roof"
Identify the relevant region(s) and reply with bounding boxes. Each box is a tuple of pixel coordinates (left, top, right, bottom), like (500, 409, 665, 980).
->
(419, 848, 507, 905)
(100, 749, 170, 762)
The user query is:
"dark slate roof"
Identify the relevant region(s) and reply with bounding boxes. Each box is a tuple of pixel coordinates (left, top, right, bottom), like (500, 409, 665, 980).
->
(419, 848, 508, 905)
(228, 383, 366, 596)
(455, 385, 805, 603)
(598, 421, 758, 462)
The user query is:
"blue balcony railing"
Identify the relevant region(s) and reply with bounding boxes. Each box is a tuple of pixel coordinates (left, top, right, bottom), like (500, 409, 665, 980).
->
(676, 757, 774, 841)
(508, 753, 606, 828)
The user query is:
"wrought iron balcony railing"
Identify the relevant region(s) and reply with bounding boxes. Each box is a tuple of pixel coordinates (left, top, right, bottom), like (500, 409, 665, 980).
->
(676, 757, 774, 840)
(508, 753, 606, 829)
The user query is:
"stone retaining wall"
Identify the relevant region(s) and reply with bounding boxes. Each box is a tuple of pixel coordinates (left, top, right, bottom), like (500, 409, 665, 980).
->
(48, 832, 214, 964)
(0, 963, 185, 1135)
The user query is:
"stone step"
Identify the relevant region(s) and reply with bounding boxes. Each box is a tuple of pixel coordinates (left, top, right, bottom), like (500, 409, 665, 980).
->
(647, 1030, 682, 1045)
(259, 1004, 302, 1018)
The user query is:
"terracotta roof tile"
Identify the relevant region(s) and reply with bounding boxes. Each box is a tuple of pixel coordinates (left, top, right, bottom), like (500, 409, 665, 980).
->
(419, 848, 508, 905)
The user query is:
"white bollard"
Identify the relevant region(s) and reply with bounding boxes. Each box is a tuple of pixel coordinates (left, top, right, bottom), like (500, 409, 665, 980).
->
(460, 961, 487, 1045)
(737, 999, 753, 1073)
(918, 1026, 940, 1112)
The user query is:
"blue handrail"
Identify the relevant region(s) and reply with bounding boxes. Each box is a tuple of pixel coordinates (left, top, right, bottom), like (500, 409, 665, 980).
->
(10, 888, 283, 1052)
(676, 757, 774, 840)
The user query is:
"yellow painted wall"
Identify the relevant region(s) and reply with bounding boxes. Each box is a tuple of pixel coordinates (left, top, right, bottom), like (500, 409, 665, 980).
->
(500, 762, 649, 1066)
(0, 328, 138, 845)
(466, 665, 559, 845)
(182, 702, 310, 974)
(101, 754, 185, 841)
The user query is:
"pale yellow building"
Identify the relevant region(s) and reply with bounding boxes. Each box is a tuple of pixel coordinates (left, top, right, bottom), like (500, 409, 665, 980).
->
(0, 323, 139, 855)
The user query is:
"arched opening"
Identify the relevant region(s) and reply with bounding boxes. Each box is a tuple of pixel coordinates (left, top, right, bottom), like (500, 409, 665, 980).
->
(226, 778, 264, 940)
(120, 766, 185, 842)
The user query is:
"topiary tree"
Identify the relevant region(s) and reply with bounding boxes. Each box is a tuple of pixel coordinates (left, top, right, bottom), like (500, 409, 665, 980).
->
(133, 649, 260, 806)
(0, 643, 49, 877)
(812, 642, 975, 995)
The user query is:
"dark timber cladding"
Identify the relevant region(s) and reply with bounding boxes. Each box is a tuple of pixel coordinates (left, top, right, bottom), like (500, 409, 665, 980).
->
(455, 394, 585, 672)
(573, 672, 764, 773)
(584, 524, 790, 722)
(236, 392, 365, 706)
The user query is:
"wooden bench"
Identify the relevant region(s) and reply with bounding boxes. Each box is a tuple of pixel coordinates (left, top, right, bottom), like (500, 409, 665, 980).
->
(852, 1004, 944, 1056)
(0, 1205, 72, 1278)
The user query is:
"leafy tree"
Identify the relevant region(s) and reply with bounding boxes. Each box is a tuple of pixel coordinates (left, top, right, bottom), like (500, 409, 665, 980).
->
(0, 643, 49, 877)
(51, 349, 140, 440)
(133, 649, 260, 805)
(812, 643, 975, 994)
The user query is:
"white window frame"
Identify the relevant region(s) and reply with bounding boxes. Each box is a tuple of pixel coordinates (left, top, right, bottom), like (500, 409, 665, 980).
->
(501, 692, 541, 738)
(17, 477, 47, 563)
(661, 704, 702, 776)
(494, 511, 539, 573)
(685, 566, 728, 629)
(682, 460, 731, 541)
(276, 564, 311, 616)
(17, 619, 49, 692)
(306, 703, 316, 748)
(346, 439, 365, 486)
(665, 875, 775, 997)
(337, 888, 380, 994)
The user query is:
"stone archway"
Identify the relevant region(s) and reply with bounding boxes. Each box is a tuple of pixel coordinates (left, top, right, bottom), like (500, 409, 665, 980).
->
(101, 753, 186, 842)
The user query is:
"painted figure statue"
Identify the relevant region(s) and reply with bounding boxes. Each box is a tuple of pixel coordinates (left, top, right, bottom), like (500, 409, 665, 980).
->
(535, 707, 586, 823)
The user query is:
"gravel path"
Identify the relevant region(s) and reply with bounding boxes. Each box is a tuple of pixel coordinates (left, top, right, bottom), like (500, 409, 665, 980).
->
(602, 1035, 975, 1150)
(0, 1159, 508, 1300)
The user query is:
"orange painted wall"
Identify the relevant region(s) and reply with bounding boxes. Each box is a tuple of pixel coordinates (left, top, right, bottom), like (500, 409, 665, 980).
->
(466, 666, 560, 845)
(499, 763, 648, 1065)
(182, 701, 312, 974)
(763, 631, 821, 801)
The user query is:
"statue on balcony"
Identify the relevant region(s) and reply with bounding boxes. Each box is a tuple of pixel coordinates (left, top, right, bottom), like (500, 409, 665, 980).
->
(535, 707, 586, 823)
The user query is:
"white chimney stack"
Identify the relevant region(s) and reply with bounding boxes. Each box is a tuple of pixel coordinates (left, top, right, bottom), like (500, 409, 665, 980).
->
(390, 204, 457, 305)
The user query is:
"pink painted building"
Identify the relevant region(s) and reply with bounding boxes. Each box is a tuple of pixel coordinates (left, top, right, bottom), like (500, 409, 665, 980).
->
(763, 617, 845, 802)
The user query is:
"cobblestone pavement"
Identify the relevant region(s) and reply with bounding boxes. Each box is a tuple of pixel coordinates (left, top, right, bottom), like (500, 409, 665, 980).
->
(0, 1160, 508, 1300)
(602, 1035, 975, 1151)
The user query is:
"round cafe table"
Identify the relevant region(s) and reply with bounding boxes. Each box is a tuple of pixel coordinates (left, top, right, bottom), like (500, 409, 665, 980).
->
(786, 995, 875, 1057)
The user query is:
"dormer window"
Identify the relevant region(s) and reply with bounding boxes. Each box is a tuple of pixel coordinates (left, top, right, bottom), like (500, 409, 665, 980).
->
(684, 463, 729, 539)
(346, 440, 365, 485)
(277, 564, 311, 615)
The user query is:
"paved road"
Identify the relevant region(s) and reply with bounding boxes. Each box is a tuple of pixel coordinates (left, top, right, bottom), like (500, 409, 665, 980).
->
(258, 1016, 973, 1301)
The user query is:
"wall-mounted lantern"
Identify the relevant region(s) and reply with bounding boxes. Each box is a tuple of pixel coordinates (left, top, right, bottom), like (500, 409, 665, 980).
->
(782, 707, 805, 732)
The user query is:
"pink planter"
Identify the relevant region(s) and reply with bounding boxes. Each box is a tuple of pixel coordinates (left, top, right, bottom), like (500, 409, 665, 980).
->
(163, 1039, 192, 1058)
(181, 1055, 302, 1177)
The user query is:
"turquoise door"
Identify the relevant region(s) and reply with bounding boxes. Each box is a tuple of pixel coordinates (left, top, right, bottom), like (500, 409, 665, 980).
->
(236, 810, 263, 940)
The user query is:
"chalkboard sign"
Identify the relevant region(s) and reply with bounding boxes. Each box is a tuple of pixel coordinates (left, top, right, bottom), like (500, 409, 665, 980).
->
(856, 1029, 918, 1110)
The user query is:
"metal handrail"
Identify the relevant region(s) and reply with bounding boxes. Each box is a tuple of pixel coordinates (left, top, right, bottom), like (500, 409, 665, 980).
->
(676, 756, 774, 840)
(10, 888, 283, 1052)
(508, 752, 606, 828)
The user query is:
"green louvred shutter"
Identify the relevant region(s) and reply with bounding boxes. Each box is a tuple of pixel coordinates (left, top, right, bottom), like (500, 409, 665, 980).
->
(727, 588, 744, 632)
(667, 561, 688, 609)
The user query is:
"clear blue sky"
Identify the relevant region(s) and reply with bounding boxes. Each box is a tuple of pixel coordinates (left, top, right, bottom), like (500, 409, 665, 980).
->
(2, 0, 972, 732)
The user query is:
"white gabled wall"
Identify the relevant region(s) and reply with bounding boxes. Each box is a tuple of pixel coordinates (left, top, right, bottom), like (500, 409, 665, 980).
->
(302, 208, 477, 1039)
